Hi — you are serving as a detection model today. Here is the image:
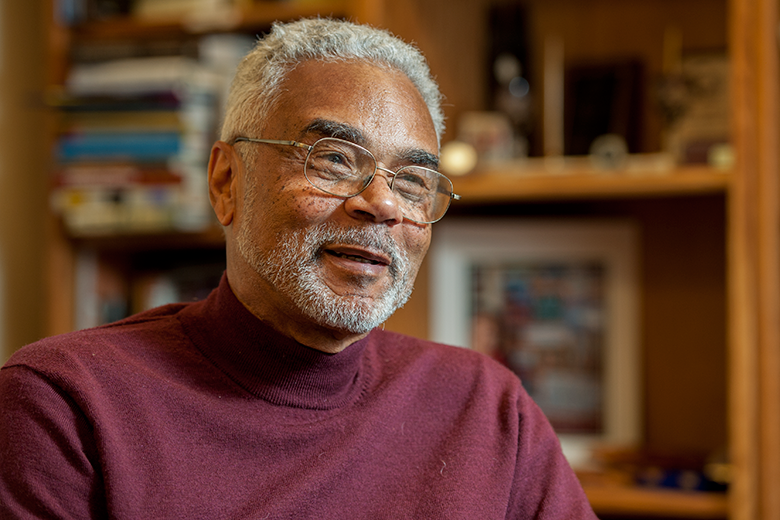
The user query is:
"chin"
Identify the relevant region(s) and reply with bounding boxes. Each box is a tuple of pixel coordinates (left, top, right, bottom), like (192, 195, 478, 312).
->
(299, 286, 412, 335)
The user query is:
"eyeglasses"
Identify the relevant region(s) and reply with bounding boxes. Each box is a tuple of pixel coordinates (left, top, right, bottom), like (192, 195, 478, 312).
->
(232, 136, 460, 224)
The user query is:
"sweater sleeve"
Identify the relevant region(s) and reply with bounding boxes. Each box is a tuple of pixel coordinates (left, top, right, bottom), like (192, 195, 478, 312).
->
(0, 365, 106, 519)
(507, 389, 598, 519)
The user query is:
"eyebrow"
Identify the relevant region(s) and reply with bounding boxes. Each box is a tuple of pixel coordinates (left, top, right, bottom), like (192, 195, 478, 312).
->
(399, 149, 439, 170)
(301, 119, 368, 146)
(301, 118, 440, 170)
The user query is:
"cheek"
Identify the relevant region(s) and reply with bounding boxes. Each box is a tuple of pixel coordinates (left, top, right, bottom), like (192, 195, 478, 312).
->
(246, 148, 331, 218)
(268, 181, 342, 230)
(401, 226, 431, 264)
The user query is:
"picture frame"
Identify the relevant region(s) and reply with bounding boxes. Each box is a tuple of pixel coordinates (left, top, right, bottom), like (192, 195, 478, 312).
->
(429, 218, 641, 468)
(564, 60, 643, 156)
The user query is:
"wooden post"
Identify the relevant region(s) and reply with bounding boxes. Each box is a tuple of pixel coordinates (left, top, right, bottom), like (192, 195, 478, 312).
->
(729, 0, 780, 517)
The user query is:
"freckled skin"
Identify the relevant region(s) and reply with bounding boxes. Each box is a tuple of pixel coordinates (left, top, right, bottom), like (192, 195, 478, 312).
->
(207, 60, 439, 353)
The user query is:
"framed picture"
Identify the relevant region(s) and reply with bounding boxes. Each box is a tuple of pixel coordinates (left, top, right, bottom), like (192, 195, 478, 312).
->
(429, 218, 640, 468)
(564, 60, 643, 156)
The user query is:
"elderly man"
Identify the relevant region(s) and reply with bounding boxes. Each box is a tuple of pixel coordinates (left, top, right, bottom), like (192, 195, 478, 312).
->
(0, 18, 596, 518)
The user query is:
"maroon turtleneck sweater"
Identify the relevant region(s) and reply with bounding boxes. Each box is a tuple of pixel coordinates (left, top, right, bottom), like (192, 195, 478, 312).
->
(0, 275, 596, 519)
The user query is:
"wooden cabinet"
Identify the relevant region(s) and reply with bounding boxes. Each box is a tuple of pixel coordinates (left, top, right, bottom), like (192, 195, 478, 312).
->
(42, 0, 780, 518)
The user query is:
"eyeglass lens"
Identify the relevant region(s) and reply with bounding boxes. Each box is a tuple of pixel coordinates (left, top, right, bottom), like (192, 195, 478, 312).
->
(304, 138, 454, 223)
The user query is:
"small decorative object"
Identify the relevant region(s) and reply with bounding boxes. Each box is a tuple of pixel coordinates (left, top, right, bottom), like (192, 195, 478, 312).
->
(589, 134, 629, 171)
(456, 111, 515, 164)
(493, 53, 533, 158)
(655, 48, 730, 164)
(440, 141, 479, 177)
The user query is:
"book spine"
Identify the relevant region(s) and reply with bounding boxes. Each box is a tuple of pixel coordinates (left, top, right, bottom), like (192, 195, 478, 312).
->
(56, 132, 182, 162)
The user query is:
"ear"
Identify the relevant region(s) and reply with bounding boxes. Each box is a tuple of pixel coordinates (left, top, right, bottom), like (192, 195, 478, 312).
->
(208, 141, 239, 226)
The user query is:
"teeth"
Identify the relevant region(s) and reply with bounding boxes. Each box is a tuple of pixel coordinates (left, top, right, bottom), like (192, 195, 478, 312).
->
(333, 252, 379, 264)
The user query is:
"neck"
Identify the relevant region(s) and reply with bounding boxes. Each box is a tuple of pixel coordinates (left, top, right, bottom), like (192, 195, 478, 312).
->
(228, 265, 370, 354)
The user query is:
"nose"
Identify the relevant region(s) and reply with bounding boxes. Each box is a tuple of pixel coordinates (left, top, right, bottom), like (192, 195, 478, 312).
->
(343, 169, 404, 225)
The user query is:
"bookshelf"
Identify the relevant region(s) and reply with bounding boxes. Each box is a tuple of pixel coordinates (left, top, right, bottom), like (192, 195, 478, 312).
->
(41, 0, 780, 518)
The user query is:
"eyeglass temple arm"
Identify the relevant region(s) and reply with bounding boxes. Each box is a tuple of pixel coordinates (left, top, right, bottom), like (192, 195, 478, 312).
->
(436, 185, 461, 200)
(232, 137, 312, 151)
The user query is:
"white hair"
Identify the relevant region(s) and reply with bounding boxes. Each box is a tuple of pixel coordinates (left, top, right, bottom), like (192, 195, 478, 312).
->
(220, 18, 445, 146)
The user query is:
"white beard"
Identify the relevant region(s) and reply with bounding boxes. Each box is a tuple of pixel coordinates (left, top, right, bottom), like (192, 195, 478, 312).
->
(236, 209, 415, 335)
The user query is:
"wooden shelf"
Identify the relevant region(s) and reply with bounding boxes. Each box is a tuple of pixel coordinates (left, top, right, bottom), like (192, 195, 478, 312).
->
(69, 0, 351, 39)
(68, 225, 226, 252)
(584, 484, 728, 519)
(452, 156, 731, 203)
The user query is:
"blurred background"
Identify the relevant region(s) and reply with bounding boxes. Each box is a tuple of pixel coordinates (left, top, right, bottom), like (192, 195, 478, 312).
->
(0, 2, 47, 368)
(3, 0, 780, 518)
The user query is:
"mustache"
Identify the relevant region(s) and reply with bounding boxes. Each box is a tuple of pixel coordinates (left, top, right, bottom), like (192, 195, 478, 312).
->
(302, 222, 408, 277)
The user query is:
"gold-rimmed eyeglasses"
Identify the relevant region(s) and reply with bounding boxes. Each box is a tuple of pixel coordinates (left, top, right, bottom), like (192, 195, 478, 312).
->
(232, 136, 460, 224)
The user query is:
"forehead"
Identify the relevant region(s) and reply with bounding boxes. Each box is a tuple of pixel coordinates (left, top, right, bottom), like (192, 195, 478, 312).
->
(262, 60, 439, 158)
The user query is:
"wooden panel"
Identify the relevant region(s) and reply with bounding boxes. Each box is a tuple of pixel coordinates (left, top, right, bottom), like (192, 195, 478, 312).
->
(729, 0, 780, 518)
(638, 196, 727, 457)
(45, 220, 76, 338)
(751, 2, 780, 518)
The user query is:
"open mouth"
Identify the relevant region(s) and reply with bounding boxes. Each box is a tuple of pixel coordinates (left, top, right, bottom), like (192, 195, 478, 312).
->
(325, 250, 384, 265)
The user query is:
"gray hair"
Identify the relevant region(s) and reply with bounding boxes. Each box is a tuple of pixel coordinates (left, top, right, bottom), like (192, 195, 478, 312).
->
(220, 18, 445, 146)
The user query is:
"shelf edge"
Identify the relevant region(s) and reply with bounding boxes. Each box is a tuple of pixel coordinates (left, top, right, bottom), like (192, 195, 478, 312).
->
(452, 162, 732, 203)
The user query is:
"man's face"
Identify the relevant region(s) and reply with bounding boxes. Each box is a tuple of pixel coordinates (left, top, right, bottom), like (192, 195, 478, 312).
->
(228, 60, 438, 346)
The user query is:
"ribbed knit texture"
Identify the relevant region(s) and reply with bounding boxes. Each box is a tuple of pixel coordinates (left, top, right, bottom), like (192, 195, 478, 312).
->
(0, 274, 597, 519)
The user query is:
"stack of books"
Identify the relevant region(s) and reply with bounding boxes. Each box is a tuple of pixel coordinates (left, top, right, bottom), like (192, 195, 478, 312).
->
(51, 34, 252, 236)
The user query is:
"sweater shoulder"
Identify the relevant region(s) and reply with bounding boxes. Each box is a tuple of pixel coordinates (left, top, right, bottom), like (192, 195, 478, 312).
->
(2, 302, 195, 377)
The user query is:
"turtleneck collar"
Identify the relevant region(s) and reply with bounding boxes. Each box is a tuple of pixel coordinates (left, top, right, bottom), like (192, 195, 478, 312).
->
(177, 274, 373, 410)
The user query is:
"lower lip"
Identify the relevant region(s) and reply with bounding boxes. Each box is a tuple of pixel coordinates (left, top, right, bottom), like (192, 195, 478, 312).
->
(323, 251, 389, 277)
